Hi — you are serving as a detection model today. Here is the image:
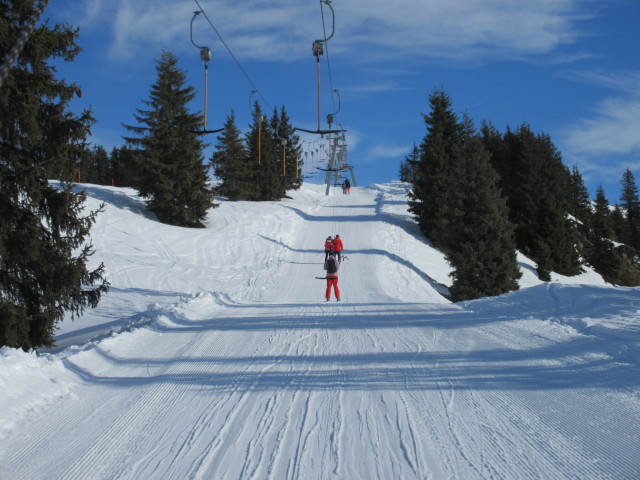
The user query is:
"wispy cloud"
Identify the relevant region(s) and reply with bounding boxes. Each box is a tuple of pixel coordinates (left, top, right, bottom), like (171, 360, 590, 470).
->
(364, 144, 411, 164)
(69, 0, 593, 64)
(340, 0, 591, 61)
(559, 70, 640, 191)
(562, 97, 640, 156)
(568, 70, 640, 95)
(343, 83, 411, 94)
(109, 1, 193, 61)
(561, 70, 640, 156)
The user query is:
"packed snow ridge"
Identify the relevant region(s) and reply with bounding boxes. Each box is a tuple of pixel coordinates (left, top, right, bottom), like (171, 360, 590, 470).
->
(1, 181, 639, 479)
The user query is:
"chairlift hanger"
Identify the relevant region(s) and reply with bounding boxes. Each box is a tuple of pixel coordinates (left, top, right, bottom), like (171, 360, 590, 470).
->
(190, 11, 212, 63)
(305, 0, 340, 134)
(190, 11, 222, 135)
(326, 89, 340, 127)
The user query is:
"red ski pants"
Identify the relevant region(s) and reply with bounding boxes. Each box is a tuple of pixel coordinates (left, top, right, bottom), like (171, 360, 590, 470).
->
(326, 276, 340, 299)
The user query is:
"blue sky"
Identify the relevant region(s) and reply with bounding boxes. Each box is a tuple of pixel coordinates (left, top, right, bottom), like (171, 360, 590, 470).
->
(46, 0, 640, 202)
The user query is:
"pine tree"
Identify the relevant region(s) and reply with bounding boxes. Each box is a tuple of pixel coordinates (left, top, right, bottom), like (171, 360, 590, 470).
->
(262, 107, 288, 199)
(124, 50, 215, 227)
(211, 110, 254, 200)
(398, 158, 410, 183)
(399, 144, 419, 183)
(408, 90, 520, 299)
(610, 205, 628, 244)
(110, 145, 143, 188)
(619, 168, 640, 249)
(592, 186, 612, 239)
(484, 124, 581, 278)
(583, 185, 615, 280)
(270, 106, 304, 195)
(93, 145, 112, 185)
(567, 164, 592, 225)
(580, 186, 640, 285)
(480, 120, 509, 193)
(245, 103, 280, 201)
(445, 137, 521, 300)
(276, 106, 303, 191)
(1, 0, 108, 349)
(408, 89, 464, 246)
(76, 145, 110, 185)
(75, 147, 97, 184)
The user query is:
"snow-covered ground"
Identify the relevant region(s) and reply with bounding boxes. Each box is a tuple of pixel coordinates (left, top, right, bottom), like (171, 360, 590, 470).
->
(1, 181, 639, 479)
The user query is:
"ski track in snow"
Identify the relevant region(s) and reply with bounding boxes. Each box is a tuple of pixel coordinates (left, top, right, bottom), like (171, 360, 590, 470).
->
(1, 182, 640, 479)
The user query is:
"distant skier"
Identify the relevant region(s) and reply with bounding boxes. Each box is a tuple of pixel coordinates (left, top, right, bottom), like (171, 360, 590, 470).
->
(343, 178, 351, 194)
(324, 236, 334, 261)
(332, 234, 344, 263)
(324, 253, 341, 301)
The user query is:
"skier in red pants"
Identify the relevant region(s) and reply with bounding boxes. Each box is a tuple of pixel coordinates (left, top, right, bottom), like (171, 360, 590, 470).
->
(324, 253, 341, 301)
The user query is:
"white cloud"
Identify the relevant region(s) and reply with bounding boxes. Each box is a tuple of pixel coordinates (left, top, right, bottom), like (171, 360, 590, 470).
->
(569, 70, 640, 95)
(71, 0, 592, 64)
(109, 1, 194, 61)
(343, 83, 411, 94)
(563, 97, 640, 156)
(558, 70, 640, 195)
(364, 144, 411, 164)
(338, 0, 589, 61)
(561, 70, 640, 158)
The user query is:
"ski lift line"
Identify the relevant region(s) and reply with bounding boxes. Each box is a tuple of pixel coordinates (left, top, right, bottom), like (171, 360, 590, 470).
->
(319, 0, 335, 43)
(190, 11, 212, 129)
(319, 1, 338, 117)
(311, 0, 340, 133)
(192, 0, 272, 111)
(190, 11, 212, 60)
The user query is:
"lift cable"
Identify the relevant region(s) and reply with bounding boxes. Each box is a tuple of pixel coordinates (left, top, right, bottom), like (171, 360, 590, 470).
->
(302, 0, 345, 135)
(189, 10, 214, 132)
(193, 0, 272, 111)
(319, 0, 338, 118)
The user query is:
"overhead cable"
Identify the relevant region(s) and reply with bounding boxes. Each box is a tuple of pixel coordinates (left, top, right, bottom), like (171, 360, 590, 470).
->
(319, 1, 337, 116)
(193, 0, 272, 111)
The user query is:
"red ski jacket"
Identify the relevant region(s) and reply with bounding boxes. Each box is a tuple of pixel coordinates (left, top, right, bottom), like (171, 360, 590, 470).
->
(332, 237, 343, 252)
(325, 240, 333, 251)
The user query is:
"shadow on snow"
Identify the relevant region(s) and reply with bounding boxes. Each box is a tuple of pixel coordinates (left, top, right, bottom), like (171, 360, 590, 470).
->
(61, 295, 640, 393)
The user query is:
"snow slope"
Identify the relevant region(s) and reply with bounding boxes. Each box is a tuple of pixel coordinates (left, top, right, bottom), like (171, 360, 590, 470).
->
(1, 182, 639, 479)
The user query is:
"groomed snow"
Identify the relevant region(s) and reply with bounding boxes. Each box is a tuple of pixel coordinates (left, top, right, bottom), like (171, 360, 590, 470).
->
(1, 181, 639, 479)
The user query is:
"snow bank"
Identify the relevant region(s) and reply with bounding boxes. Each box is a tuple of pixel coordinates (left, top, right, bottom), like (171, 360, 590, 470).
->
(467, 282, 640, 365)
(0, 347, 79, 438)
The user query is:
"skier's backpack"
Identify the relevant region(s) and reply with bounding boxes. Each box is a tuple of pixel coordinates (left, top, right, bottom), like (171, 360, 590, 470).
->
(326, 256, 338, 274)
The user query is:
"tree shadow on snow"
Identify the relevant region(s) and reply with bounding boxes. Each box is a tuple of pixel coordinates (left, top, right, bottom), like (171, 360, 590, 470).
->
(63, 328, 640, 393)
